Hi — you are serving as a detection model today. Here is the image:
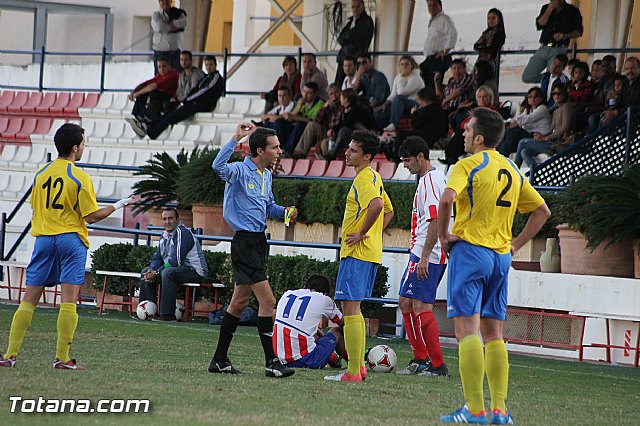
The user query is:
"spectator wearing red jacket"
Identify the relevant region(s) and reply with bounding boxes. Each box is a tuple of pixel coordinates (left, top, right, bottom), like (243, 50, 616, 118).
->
(127, 58, 179, 126)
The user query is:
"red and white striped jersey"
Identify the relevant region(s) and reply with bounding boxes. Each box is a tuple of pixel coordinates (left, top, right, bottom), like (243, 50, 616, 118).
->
(409, 167, 449, 264)
(272, 289, 342, 363)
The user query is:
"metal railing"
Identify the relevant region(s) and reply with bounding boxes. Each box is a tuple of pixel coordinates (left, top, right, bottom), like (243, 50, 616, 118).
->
(2, 45, 640, 97)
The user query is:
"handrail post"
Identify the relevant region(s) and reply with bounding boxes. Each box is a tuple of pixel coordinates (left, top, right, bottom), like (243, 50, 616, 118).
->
(0, 213, 5, 280)
(223, 48, 228, 96)
(100, 47, 107, 93)
(625, 107, 633, 165)
(297, 47, 302, 71)
(133, 222, 140, 246)
(38, 45, 46, 91)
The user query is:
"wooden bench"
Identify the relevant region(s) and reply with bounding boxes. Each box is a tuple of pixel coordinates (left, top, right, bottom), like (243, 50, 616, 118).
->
(95, 270, 139, 317)
(571, 311, 640, 368)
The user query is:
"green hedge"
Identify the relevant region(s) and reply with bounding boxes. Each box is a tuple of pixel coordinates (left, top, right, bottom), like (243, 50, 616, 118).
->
(92, 244, 389, 316)
(272, 178, 414, 230)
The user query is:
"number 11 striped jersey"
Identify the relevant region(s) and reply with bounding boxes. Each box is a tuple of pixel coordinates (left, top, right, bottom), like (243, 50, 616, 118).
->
(31, 159, 98, 248)
(273, 289, 342, 363)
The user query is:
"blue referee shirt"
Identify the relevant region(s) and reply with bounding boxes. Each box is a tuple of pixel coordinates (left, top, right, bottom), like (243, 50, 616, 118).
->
(212, 138, 285, 232)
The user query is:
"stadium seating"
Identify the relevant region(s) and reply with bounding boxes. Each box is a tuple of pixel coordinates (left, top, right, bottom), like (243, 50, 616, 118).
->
(378, 162, 397, 180)
(307, 159, 327, 177)
(34, 92, 58, 115)
(17, 92, 43, 114)
(290, 159, 311, 176)
(323, 160, 345, 178)
(5, 91, 29, 114)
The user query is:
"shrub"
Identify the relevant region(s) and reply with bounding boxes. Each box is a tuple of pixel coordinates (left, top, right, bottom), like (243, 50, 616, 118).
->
(511, 191, 563, 239)
(131, 150, 189, 213)
(176, 147, 243, 206)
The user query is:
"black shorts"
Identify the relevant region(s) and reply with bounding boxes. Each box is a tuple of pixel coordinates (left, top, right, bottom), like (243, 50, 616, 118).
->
(231, 231, 268, 285)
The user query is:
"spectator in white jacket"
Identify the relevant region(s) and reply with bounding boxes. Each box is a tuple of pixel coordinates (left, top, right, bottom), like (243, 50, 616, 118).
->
(374, 56, 425, 132)
(152, 0, 187, 74)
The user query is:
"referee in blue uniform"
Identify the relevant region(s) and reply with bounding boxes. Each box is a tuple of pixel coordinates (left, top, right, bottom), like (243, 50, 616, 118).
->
(208, 122, 297, 378)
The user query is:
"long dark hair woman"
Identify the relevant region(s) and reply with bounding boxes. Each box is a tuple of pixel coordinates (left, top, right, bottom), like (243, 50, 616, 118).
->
(473, 8, 505, 67)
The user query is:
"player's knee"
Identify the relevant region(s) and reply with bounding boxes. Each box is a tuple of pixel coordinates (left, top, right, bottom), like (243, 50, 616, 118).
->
(259, 294, 276, 311)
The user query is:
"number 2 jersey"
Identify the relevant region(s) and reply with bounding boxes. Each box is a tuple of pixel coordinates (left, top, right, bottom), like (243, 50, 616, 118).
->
(31, 159, 99, 248)
(273, 289, 343, 363)
(446, 150, 544, 254)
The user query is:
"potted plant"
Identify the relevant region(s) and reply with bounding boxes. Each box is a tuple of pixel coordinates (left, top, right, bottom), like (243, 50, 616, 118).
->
(176, 146, 243, 237)
(554, 167, 639, 277)
(511, 192, 563, 264)
(131, 149, 193, 227)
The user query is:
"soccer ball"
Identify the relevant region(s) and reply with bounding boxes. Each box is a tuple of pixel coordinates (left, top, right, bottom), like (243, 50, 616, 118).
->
(136, 300, 157, 320)
(366, 345, 398, 372)
(175, 302, 185, 321)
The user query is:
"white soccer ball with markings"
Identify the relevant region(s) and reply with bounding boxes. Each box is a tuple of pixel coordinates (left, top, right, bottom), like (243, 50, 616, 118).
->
(175, 302, 185, 321)
(366, 344, 398, 372)
(136, 300, 157, 320)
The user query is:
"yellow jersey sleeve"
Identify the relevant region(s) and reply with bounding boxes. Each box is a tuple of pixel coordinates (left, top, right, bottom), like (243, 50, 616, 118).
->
(446, 151, 544, 254)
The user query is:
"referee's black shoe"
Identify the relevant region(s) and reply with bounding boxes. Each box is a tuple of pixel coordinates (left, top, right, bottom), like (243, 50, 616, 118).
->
(208, 358, 242, 375)
(265, 358, 295, 378)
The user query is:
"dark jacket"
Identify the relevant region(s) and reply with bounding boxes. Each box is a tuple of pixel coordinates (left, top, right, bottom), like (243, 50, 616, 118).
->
(411, 103, 448, 145)
(185, 71, 224, 111)
(337, 12, 374, 62)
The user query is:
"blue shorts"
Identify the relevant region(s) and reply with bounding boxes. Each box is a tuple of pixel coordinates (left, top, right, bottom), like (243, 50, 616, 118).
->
(334, 257, 378, 301)
(446, 241, 511, 320)
(26, 233, 87, 287)
(287, 332, 337, 369)
(398, 253, 446, 304)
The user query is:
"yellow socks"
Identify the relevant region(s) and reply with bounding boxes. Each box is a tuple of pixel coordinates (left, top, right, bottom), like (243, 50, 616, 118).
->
(458, 334, 485, 414)
(55, 303, 78, 363)
(5, 301, 36, 358)
(485, 339, 509, 412)
(358, 313, 366, 368)
(343, 315, 364, 377)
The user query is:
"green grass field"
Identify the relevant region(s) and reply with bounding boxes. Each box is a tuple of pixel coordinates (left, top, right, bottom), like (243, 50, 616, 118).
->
(0, 303, 639, 426)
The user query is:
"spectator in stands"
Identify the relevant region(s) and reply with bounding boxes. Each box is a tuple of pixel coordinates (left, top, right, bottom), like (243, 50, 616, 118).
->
(341, 56, 358, 91)
(471, 61, 499, 106)
(586, 56, 618, 132)
(590, 60, 603, 85)
(139, 208, 208, 322)
(272, 82, 325, 154)
(566, 58, 580, 78)
(473, 8, 506, 70)
(261, 56, 301, 113)
(164, 51, 205, 114)
(321, 88, 375, 160)
(600, 56, 640, 125)
(440, 85, 499, 165)
(522, 0, 583, 83)
(540, 54, 570, 108)
(292, 83, 343, 159)
(435, 58, 475, 116)
(152, 0, 187, 74)
(335, 0, 374, 85)
(258, 87, 295, 126)
(605, 76, 626, 111)
(375, 55, 425, 132)
(498, 87, 552, 157)
(420, 0, 458, 90)
(568, 61, 592, 104)
(137, 56, 224, 140)
(300, 53, 328, 100)
(273, 274, 347, 370)
(126, 58, 179, 130)
(353, 53, 390, 109)
(382, 87, 447, 161)
(515, 83, 574, 168)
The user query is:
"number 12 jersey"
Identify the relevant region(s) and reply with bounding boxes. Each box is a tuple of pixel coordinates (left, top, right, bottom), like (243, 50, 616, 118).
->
(31, 159, 99, 248)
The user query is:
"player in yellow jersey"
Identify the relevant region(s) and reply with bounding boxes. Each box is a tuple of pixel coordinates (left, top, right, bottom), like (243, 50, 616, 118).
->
(0, 123, 138, 370)
(324, 130, 394, 382)
(437, 108, 550, 424)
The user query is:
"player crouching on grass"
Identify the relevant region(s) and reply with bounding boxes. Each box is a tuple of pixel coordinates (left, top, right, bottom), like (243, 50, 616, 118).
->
(273, 274, 348, 370)
(395, 136, 450, 377)
(0, 123, 139, 369)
